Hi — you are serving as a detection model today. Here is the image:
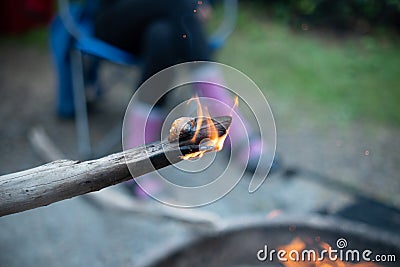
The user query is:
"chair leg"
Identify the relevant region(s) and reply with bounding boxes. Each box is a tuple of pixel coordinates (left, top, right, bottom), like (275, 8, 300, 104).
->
(70, 49, 91, 158)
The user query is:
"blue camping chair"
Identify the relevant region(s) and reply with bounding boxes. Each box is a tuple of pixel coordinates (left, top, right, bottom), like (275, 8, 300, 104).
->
(50, 0, 238, 159)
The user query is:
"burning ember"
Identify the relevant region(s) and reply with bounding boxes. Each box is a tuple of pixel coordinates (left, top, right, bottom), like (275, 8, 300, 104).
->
(277, 237, 382, 267)
(168, 95, 238, 160)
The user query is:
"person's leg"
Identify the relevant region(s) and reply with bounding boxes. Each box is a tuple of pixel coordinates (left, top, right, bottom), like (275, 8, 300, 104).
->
(168, 0, 211, 62)
(94, 0, 166, 54)
(138, 20, 175, 103)
(94, 0, 209, 95)
(94, 0, 207, 58)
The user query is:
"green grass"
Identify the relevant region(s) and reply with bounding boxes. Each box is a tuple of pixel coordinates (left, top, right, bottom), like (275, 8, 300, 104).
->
(4, 3, 400, 126)
(215, 3, 400, 126)
(0, 27, 49, 49)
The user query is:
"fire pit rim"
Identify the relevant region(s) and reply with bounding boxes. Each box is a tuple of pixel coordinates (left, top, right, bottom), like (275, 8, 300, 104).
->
(138, 214, 400, 267)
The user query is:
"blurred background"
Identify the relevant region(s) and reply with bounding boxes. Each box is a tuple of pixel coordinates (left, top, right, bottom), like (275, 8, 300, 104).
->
(0, 0, 399, 266)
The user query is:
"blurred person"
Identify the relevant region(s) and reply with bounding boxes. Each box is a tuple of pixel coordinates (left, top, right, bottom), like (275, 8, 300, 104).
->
(94, 0, 213, 145)
(94, 0, 276, 197)
(94, 0, 214, 197)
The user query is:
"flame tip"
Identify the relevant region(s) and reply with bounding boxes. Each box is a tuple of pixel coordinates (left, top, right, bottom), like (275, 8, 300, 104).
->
(182, 95, 233, 160)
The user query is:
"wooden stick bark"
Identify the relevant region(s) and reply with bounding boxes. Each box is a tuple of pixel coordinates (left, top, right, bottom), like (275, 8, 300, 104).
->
(0, 116, 231, 217)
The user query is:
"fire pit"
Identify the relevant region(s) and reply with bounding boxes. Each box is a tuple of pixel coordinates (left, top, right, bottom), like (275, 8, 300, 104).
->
(139, 215, 400, 267)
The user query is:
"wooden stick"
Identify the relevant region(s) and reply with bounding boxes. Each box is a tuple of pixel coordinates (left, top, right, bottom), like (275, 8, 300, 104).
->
(28, 126, 221, 227)
(0, 116, 231, 217)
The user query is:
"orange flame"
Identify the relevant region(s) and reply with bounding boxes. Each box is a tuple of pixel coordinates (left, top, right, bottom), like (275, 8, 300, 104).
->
(181, 95, 238, 160)
(278, 237, 382, 267)
(232, 95, 239, 112)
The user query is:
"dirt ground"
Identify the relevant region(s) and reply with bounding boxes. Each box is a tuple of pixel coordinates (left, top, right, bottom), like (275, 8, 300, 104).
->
(0, 44, 399, 266)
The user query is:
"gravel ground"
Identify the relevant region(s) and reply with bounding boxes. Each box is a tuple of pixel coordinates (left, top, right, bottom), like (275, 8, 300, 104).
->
(0, 44, 399, 266)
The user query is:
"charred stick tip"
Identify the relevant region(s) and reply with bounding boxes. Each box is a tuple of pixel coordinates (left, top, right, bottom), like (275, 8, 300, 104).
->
(173, 116, 232, 156)
(168, 116, 232, 144)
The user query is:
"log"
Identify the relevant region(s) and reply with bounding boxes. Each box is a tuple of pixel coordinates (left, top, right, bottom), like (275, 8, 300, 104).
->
(0, 116, 231, 217)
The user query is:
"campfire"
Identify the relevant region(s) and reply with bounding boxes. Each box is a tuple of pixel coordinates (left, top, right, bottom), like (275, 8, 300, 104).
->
(278, 237, 383, 267)
(139, 215, 400, 267)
